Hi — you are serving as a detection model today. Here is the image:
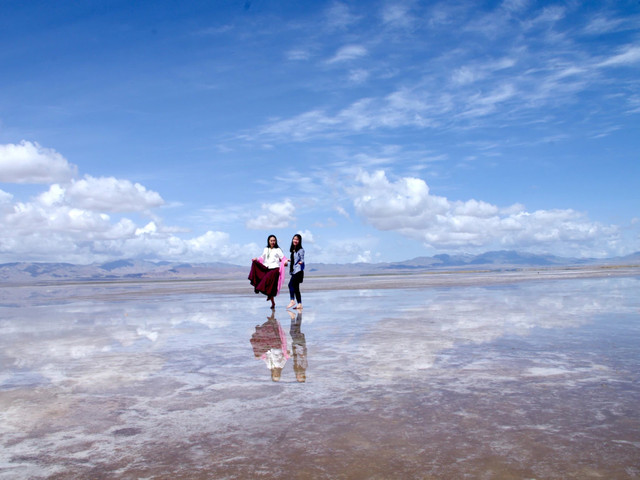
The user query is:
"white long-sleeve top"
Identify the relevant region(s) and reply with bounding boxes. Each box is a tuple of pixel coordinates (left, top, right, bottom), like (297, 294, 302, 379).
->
(260, 247, 284, 269)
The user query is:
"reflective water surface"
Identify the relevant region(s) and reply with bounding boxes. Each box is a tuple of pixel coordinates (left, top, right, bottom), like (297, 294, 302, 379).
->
(1, 275, 639, 479)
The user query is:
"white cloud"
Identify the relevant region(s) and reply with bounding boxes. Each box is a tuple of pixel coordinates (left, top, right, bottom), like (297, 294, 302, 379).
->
(0, 189, 13, 204)
(313, 235, 379, 264)
(327, 44, 368, 64)
(99, 231, 258, 264)
(37, 184, 66, 207)
(0, 140, 267, 264)
(452, 66, 483, 86)
(598, 45, 640, 67)
(186, 230, 232, 255)
(381, 3, 415, 28)
(246, 199, 295, 230)
(525, 5, 566, 27)
(0, 141, 77, 183)
(66, 175, 164, 212)
(336, 205, 350, 219)
(461, 83, 517, 118)
(297, 229, 314, 244)
(501, 0, 529, 14)
(325, 2, 360, 30)
(4, 197, 135, 239)
(256, 90, 444, 142)
(135, 221, 158, 236)
(353, 170, 449, 226)
(0, 143, 167, 262)
(352, 170, 617, 255)
(583, 15, 624, 35)
(452, 58, 517, 86)
(0, 195, 258, 262)
(258, 109, 338, 141)
(348, 68, 370, 84)
(246, 5, 637, 147)
(286, 48, 310, 61)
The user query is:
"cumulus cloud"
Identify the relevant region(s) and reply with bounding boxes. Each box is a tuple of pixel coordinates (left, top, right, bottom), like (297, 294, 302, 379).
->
(0, 141, 230, 263)
(297, 229, 314, 244)
(67, 175, 164, 212)
(313, 234, 380, 264)
(0, 141, 77, 183)
(2, 175, 163, 238)
(0, 141, 167, 262)
(0, 189, 13, 204)
(352, 170, 617, 255)
(0, 186, 256, 263)
(0, 139, 268, 264)
(5, 196, 135, 239)
(246, 199, 295, 229)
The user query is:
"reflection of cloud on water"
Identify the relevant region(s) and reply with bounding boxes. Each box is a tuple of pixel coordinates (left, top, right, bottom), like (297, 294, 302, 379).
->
(355, 278, 639, 380)
(0, 277, 638, 478)
(0, 295, 239, 390)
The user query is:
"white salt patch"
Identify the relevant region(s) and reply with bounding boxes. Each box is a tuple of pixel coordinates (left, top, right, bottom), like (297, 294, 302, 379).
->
(524, 367, 569, 376)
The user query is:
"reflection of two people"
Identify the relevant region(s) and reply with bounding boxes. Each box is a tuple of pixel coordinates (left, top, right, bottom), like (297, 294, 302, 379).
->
(250, 311, 307, 382)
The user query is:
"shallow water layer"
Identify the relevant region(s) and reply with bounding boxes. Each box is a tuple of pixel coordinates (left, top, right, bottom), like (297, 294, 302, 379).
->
(1, 276, 639, 479)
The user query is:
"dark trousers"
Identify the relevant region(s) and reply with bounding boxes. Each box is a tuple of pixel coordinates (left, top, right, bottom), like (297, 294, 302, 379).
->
(288, 271, 303, 303)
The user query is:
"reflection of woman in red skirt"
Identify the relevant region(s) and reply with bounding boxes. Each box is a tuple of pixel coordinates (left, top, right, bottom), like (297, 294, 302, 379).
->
(248, 235, 287, 309)
(250, 312, 289, 382)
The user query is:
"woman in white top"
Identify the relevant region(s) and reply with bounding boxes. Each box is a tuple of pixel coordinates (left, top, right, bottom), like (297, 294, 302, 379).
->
(248, 234, 287, 309)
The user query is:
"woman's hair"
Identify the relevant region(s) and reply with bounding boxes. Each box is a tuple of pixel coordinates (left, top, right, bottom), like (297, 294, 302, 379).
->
(289, 233, 303, 253)
(266, 234, 279, 248)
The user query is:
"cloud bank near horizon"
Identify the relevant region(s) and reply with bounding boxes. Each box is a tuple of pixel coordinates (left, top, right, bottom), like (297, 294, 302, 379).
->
(0, 141, 257, 264)
(0, 140, 626, 264)
(353, 170, 618, 257)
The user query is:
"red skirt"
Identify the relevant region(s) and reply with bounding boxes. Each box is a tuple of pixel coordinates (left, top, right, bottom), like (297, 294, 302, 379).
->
(248, 260, 280, 298)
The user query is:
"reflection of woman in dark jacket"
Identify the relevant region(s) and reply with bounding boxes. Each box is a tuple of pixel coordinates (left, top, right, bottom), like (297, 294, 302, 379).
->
(286, 234, 305, 310)
(289, 311, 307, 383)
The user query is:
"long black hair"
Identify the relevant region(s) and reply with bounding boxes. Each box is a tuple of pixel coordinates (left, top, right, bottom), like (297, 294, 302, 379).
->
(266, 234, 279, 249)
(289, 233, 302, 253)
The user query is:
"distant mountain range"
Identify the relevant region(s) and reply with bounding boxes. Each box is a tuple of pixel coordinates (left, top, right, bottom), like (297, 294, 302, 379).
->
(1, 250, 639, 284)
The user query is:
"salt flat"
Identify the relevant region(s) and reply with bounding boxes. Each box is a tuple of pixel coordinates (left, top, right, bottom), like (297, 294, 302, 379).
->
(1, 267, 639, 479)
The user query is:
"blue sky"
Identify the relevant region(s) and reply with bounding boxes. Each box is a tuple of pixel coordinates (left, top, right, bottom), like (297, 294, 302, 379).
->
(1, 0, 638, 265)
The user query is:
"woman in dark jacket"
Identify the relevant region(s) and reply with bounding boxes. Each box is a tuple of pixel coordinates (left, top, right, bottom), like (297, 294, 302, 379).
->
(286, 234, 305, 310)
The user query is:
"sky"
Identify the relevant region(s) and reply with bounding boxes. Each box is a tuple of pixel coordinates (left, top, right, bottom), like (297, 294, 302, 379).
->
(0, 0, 639, 265)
